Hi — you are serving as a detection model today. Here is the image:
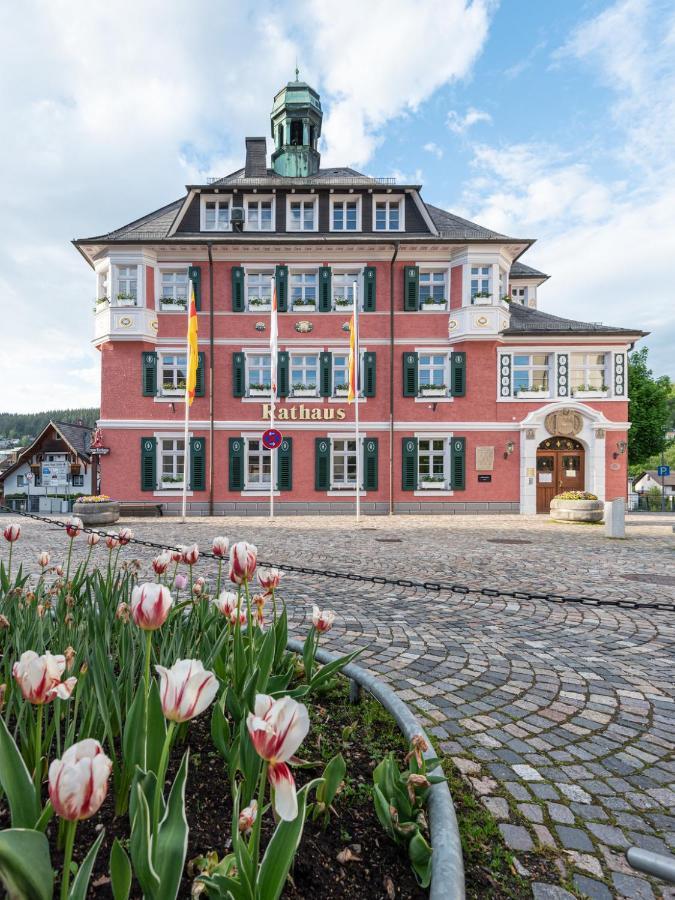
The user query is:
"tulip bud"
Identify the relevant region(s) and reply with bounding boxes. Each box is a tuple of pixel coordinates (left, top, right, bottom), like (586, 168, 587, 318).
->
(182, 543, 199, 566)
(64, 517, 83, 539)
(87, 532, 100, 547)
(212, 536, 229, 558)
(192, 583, 202, 597)
(3, 523, 21, 542)
(229, 542, 257, 585)
(55, 565, 64, 577)
(37, 604, 45, 618)
(64, 647, 76, 671)
(64, 612, 75, 627)
(115, 601, 130, 622)
(105, 533, 119, 550)
(130, 583, 173, 631)
(49, 739, 112, 821)
(37, 551, 51, 568)
(118, 527, 133, 546)
(312, 605, 336, 634)
(238, 799, 258, 833)
(0, 615, 9, 630)
(155, 659, 219, 723)
(79, 661, 88, 676)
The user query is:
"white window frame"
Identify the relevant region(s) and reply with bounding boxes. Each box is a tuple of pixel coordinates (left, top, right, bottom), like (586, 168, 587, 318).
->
(330, 195, 362, 232)
(200, 195, 232, 231)
(511, 286, 527, 304)
(158, 437, 186, 490)
(158, 267, 189, 312)
(418, 438, 448, 490)
(331, 437, 358, 489)
(570, 352, 609, 394)
(72, 473, 84, 487)
(286, 195, 319, 232)
(245, 351, 272, 397)
(372, 195, 405, 231)
(158, 350, 188, 397)
(290, 269, 318, 310)
(113, 264, 140, 306)
(243, 195, 275, 232)
(17, 474, 25, 487)
(245, 269, 274, 311)
(418, 352, 450, 396)
(290, 352, 319, 396)
(470, 264, 492, 301)
(332, 270, 360, 311)
(245, 437, 271, 490)
(512, 353, 552, 397)
(419, 269, 449, 310)
(96, 266, 110, 303)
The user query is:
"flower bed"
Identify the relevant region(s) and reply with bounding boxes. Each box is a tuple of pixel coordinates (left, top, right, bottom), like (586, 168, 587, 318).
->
(0, 523, 451, 899)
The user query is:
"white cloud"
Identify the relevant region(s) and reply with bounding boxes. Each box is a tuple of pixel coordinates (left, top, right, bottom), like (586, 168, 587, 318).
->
(447, 106, 492, 134)
(423, 142, 444, 159)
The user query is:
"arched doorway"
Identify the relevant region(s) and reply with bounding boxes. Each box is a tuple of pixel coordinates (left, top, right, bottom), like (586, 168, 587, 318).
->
(536, 437, 585, 513)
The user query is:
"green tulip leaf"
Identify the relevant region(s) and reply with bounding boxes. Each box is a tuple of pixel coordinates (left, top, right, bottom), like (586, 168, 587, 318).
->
(408, 829, 433, 888)
(154, 750, 190, 900)
(110, 838, 132, 900)
(0, 828, 53, 900)
(258, 780, 320, 900)
(130, 782, 160, 897)
(69, 829, 105, 900)
(0, 716, 41, 828)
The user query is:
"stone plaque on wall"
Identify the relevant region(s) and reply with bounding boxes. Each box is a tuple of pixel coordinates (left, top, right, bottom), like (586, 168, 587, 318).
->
(475, 446, 495, 471)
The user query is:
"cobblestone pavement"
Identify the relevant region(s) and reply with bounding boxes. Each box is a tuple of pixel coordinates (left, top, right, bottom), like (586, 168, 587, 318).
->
(4, 513, 675, 899)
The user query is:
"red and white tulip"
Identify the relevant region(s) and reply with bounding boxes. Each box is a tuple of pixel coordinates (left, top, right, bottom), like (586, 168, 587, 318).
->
(48, 738, 112, 821)
(155, 659, 219, 723)
(212, 536, 229, 558)
(152, 551, 171, 575)
(37, 551, 51, 568)
(105, 533, 119, 550)
(3, 523, 21, 542)
(13, 650, 77, 704)
(213, 591, 237, 617)
(229, 541, 257, 585)
(312, 605, 336, 633)
(258, 568, 282, 592)
(86, 532, 100, 547)
(247, 694, 309, 820)
(181, 543, 200, 566)
(117, 526, 134, 546)
(130, 583, 173, 631)
(65, 517, 83, 538)
(238, 799, 258, 833)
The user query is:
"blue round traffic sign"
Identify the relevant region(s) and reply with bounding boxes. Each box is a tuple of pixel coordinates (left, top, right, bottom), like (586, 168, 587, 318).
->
(262, 429, 283, 450)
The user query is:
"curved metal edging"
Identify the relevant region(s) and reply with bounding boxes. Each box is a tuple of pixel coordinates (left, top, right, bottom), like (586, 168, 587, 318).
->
(287, 639, 465, 900)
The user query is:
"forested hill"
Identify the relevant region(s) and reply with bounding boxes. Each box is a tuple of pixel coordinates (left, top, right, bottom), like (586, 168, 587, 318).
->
(0, 409, 100, 441)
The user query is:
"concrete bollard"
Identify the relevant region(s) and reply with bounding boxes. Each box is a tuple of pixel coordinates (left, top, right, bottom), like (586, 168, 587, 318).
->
(605, 498, 626, 538)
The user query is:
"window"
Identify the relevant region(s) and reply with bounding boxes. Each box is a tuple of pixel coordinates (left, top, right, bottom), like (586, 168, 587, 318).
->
(246, 198, 273, 231)
(116, 266, 138, 304)
(160, 438, 185, 487)
(374, 198, 403, 231)
(160, 270, 188, 310)
(470, 265, 491, 300)
(17, 474, 25, 487)
(290, 271, 317, 308)
(332, 271, 359, 309)
(246, 439, 271, 489)
(287, 197, 317, 231)
(247, 353, 272, 395)
(511, 287, 527, 304)
(290, 353, 318, 395)
(333, 353, 350, 395)
(419, 354, 448, 394)
(419, 271, 447, 309)
(246, 271, 274, 310)
(332, 439, 357, 488)
(72, 474, 84, 487)
(160, 353, 187, 395)
(202, 198, 230, 231)
(418, 439, 447, 488)
(97, 269, 109, 302)
(331, 198, 359, 231)
(512, 354, 551, 395)
(571, 353, 608, 392)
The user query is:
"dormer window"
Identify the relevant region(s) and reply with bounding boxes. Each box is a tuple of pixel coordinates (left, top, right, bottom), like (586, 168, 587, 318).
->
(331, 196, 361, 231)
(245, 197, 274, 231)
(287, 196, 318, 232)
(373, 196, 404, 231)
(201, 197, 230, 231)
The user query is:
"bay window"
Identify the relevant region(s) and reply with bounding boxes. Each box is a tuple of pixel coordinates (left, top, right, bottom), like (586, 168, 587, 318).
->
(513, 354, 551, 395)
(332, 271, 359, 309)
(116, 266, 138, 304)
(290, 271, 317, 308)
(571, 353, 608, 393)
(160, 438, 185, 488)
(332, 439, 357, 488)
(418, 439, 447, 488)
(470, 265, 491, 301)
(246, 439, 271, 489)
(419, 271, 447, 309)
(246, 353, 272, 395)
(203, 198, 230, 231)
(246, 271, 273, 310)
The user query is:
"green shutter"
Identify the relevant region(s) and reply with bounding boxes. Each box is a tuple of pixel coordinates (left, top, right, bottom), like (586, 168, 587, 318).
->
(229, 438, 244, 491)
(232, 353, 245, 398)
(231, 266, 244, 312)
(142, 352, 157, 396)
(363, 266, 376, 311)
(450, 351, 466, 397)
(401, 438, 418, 491)
(315, 438, 330, 491)
(190, 437, 205, 491)
(363, 438, 378, 491)
(402, 352, 418, 397)
(140, 437, 156, 491)
(195, 352, 206, 397)
(363, 352, 376, 397)
(320, 351, 332, 397)
(404, 265, 419, 311)
(451, 437, 466, 491)
(277, 351, 289, 397)
(277, 438, 292, 491)
(275, 265, 288, 312)
(319, 266, 332, 312)
(188, 265, 201, 311)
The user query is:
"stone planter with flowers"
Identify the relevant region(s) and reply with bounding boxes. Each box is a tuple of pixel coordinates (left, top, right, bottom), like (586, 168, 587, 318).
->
(72, 495, 120, 526)
(549, 491, 603, 522)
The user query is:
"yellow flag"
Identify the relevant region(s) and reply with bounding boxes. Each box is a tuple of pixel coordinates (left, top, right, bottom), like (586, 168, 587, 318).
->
(347, 309, 357, 403)
(186, 278, 199, 406)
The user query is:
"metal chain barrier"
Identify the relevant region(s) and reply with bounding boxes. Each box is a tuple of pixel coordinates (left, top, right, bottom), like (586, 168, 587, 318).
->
(2, 505, 674, 613)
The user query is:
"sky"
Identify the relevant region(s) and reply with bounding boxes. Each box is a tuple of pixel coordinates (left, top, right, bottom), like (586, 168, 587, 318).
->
(1, 0, 673, 413)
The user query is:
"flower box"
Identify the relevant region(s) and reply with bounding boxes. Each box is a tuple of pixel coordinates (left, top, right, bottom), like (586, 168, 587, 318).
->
(572, 389, 608, 399)
(160, 299, 187, 312)
(292, 303, 316, 312)
(472, 295, 493, 306)
(248, 300, 271, 312)
(248, 387, 271, 397)
(334, 385, 350, 395)
(420, 300, 446, 311)
(419, 386, 447, 397)
(292, 388, 317, 398)
(515, 390, 549, 399)
(115, 296, 137, 307)
(419, 480, 446, 490)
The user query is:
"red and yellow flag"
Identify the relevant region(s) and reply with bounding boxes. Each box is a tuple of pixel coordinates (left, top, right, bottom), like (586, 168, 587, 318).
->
(186, 278, 199, 406)
(347, 308, 357, 403)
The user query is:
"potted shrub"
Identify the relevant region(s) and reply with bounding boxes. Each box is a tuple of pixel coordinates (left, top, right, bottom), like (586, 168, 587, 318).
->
(334, 383, 350, 396)
(248, 382, 271, 397)
(292, 382, 317, 397)
(334, 295, 354, 309)
(420, 296, 446, 311)
(72, 494, 120, 525)
(419, 383, 447, 397)
(549, 490, 604, 522)
(472, 291, 493, 305)
(572, 383, 609, 399)
(115, 292, 137, 307)
(419, 474, 446, 490)
(160, 296, 187, 311)
(248, 296, 271, 311)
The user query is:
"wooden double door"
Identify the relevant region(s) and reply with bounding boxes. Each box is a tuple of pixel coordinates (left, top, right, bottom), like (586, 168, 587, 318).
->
(536, 438, 585, 513)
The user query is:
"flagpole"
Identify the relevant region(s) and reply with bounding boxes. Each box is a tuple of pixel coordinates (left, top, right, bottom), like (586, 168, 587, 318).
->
(269, 276, 276, 519)
(181, 280, 191, 523)
(353, 279, 360, 523)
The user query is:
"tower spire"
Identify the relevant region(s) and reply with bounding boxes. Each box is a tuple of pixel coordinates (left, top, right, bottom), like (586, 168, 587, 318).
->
(270, 76, 322, 176)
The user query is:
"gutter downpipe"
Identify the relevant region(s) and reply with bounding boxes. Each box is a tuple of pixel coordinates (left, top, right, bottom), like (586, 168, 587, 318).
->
(389, 242, 400, 516)
(207, 243, 215, 517)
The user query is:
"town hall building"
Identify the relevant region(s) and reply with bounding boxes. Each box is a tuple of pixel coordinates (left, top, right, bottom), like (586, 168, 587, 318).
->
(74, 78, 645, 515)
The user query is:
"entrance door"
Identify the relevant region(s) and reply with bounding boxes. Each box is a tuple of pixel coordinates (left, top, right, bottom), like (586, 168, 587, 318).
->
(536, 438, 585, 513)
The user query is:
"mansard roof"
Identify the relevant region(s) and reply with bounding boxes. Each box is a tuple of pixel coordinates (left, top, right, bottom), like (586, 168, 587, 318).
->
(503, 303, 645, 337)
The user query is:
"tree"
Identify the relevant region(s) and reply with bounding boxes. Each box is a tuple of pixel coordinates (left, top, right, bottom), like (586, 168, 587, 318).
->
(628, 347, 671, 465)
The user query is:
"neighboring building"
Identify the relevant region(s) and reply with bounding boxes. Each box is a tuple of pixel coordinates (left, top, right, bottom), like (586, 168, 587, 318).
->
(0, 421, 95, 509)
(73, 78, 646, 515)
(633, 470, 675, 496)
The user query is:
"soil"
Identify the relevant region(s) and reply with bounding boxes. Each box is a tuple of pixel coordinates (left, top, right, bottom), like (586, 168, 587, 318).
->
(7, 681, 429, 899)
